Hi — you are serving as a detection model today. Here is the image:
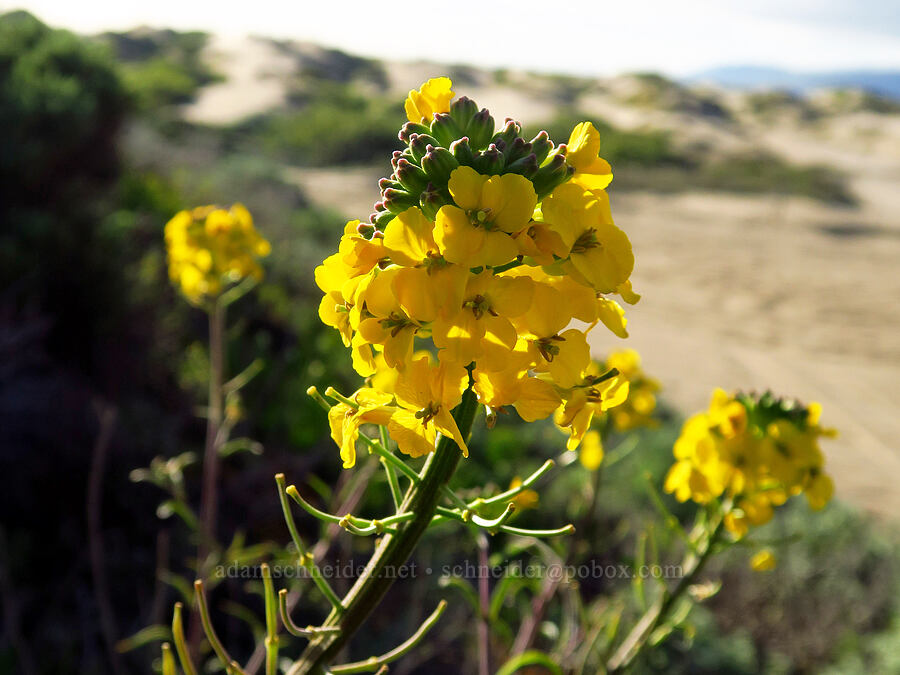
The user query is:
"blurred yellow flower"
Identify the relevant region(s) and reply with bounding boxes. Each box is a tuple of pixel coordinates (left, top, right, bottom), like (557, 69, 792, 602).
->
(579, 430, 604, 470)
(750, 549, 777, 572)
(165, 203, 270, 304)
(664, 389, 836, 537)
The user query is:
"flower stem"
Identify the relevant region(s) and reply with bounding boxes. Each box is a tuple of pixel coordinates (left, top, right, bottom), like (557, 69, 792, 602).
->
(606, 515, 725, 672)
(198, 298, 225, 574)
(286, 386, 480, 675)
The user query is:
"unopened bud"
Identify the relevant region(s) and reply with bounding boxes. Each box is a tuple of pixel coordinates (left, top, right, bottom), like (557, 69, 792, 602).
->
(399, 121, 429, 144)
(450, 137, 475, 166)
(531, 153, 574, 198)
(382, 187, 418, 214)
(530, 131, 553, 164)
(449, 95, 479, 129)
(466, 108, 495, 151)
(419, 183, 446, 220)
(429, 112, 464, 147)
(409, 133, 439, 162)
(472, 144, 504, 175)
(505, 153, 539, 178)
(356, 221, 376, 237)
(396, 158, 429, 193)
(421, 146, 460, 186)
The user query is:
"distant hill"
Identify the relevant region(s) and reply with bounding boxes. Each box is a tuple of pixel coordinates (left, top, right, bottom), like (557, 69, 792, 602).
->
(690, 66, 900, 100)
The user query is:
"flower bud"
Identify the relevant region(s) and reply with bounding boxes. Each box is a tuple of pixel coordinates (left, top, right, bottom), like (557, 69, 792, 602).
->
(529, 131, 553, 164)
(396, 158, 429, 193)
(409, 133, 439, 163)
(419, 183, 447, 220)
(472, 144, 504, 175)
(530, 153, 574, 198)
(429, 112, 465, 147)
(505, 137, 532, 164)
(505, 152, 539, 178)
(379, 178, 403, 192)
(492, 119, 521, 149)
(449, 95, 479, 129)
(390, 150, 404, 171)
(372, 209, 395, 229)
(382, 187, 418, 214)
(399, 121, 429, 144)
(356, 221, 377, 237)
(421, 146, 460, 185)
(450, 137, 475, 166)
(466, 108, 495, 151)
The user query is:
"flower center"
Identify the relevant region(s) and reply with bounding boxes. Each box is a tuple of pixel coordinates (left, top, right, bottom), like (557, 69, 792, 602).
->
(463, 293, 498, 320)
(535, 334, 565, 362)
(415, 402, 441, 426)
(467, 207, 498, 231)
(571, 228, 601, 254)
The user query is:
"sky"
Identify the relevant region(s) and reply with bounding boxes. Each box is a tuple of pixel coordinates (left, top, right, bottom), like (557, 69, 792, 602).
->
(4, 0, 900, 76)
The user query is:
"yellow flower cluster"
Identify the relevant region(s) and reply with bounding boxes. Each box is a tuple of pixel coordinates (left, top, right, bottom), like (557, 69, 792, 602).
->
(165, 204, 271, 303)
(664, 389, 836, 537)
(316, 77, 639, 465)
(598, 349, 660, 432)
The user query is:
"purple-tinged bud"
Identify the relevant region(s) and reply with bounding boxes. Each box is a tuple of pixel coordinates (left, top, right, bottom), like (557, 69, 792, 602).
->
(357, 221, 377, 237)
(530, 131, 553, 164)
(396, 158, 429, 193)
(449, 95, 479, 129)
(429, 112, 464, 147)
(421, 146, 460, 186)
(382, 187, 418, 214)
(492, 119, 520, 149)
(506, 137, 532, 163)
(450, 137, 474, 166)
(531, 153, 574, 198)
(373, 210, 395, 229)
(379, 178, 402, 192)
(466, 108, 495, 151)
(419, 183, 447, 220)
(373, 200, 387, 212)
(472, 144, 504, 175)
(399, 121, 429, 144)
(409, 133, 439, 162)
(391, 151, 404, 170)
(505, 153, 539, 178)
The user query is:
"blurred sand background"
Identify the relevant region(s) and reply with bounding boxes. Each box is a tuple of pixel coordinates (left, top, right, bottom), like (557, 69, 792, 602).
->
(188, 36, 900, 515)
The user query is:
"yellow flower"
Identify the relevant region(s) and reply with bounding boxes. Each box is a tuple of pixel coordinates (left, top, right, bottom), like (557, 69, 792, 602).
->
(566, 121, 614, 192)
(165, 203, 270, 303)
(432, 271, 534, 371)
(750, 549, 777, 572)
(541, 183, 634, 293)
(405, 77, 454, 124)
(664, 389, 836, 533)
(474, 358, 561, 423)
(328, 388, 396, 468)
(434, 167, 537, 268)
(556, 363, 630, 450)
(579, 430, 604, 470)
(388, 356, 469, 458)
(602, 349, 660, 430)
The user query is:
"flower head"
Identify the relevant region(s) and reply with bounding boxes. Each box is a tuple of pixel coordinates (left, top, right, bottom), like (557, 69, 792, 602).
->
(165, 203, 270, 303)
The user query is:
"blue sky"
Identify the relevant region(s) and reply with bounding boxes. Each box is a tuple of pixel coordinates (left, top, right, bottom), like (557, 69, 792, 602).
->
(5, 0, 900, 76)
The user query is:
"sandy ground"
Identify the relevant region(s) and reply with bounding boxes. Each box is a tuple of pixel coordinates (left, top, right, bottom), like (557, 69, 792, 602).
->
(184, 36, 294, 125)
(189, 38, 900, 514)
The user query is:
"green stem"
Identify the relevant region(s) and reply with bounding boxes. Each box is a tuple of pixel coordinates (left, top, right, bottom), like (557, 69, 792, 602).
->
(606, 516, 725, 672)
(286, 387, 480, 675)
(198, 299, 225, 574)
